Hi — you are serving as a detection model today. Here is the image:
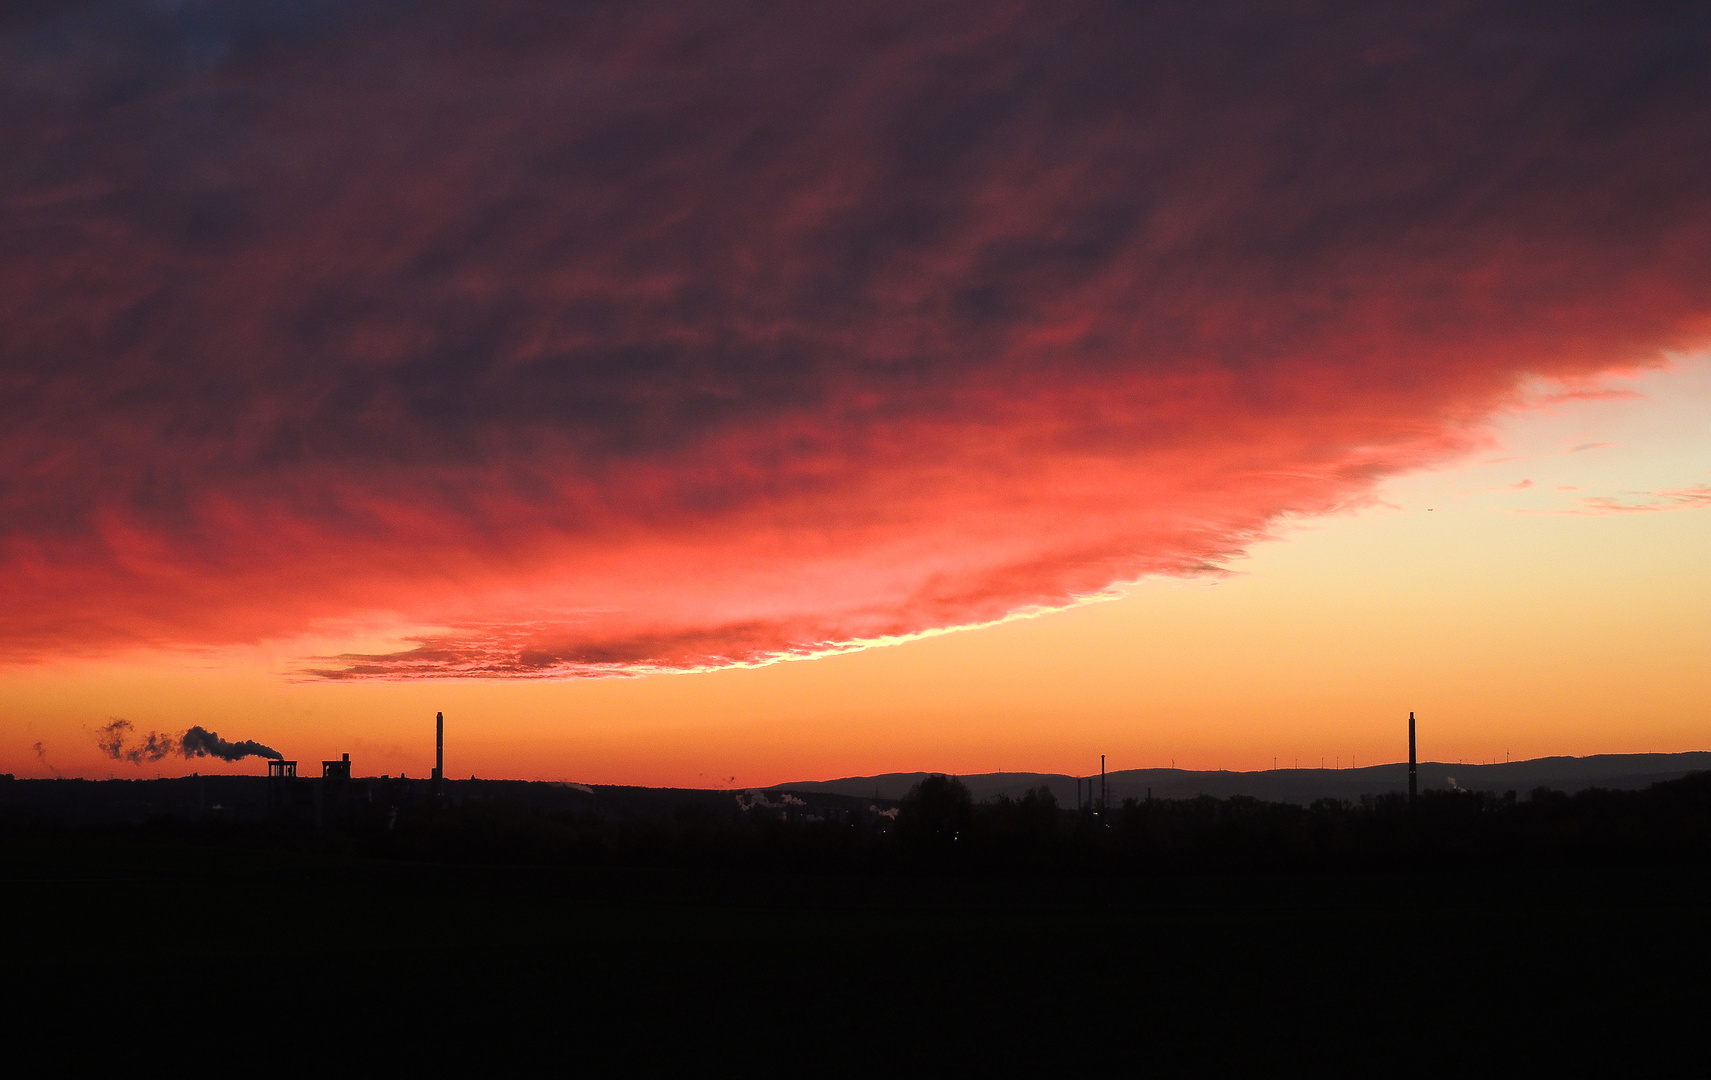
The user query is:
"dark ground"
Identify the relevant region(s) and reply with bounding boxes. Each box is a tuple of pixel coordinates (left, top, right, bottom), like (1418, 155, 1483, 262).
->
(5, 832, 1707, 1071)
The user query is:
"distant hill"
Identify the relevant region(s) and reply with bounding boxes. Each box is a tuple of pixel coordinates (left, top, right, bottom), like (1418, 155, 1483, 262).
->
(8, 753, 1708, 826)
(777, 752, 1711, 806)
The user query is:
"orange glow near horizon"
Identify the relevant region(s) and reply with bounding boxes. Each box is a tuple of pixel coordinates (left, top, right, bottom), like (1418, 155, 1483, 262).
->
(8, 361, 1708, 786)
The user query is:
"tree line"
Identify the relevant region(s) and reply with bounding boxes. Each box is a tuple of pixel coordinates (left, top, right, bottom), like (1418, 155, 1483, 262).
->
(10, 770, 1710, 874)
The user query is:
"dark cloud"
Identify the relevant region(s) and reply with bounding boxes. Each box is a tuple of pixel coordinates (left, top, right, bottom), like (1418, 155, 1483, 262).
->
(3, 2, 1710, 674)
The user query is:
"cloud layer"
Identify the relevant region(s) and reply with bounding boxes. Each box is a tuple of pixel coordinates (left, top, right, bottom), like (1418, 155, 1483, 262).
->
(4, 1, 1710, 676)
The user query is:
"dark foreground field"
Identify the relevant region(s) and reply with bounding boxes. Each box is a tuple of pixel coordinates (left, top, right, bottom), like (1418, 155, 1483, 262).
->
(5, 830, 1707, 1071)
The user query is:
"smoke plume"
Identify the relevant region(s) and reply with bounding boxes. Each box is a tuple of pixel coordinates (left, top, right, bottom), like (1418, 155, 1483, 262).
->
(95, 719, 178, 764)
(93, 720, 282, 764)
(33, 740, 62, 778)
(180, 726, 282, 762)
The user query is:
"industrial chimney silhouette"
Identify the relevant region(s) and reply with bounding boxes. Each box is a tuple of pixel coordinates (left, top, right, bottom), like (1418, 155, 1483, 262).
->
(431, 715, 444, 797)
(1408, 711, 1417, 806)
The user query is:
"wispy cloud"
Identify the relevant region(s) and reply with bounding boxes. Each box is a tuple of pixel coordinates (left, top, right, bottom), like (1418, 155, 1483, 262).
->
(1566, 487, 1711, 516)
(1531, 389, 1644, 407)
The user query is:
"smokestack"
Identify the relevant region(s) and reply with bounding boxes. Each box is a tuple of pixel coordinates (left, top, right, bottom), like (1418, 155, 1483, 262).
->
(1100, 754, 1106, 814)
(433, 711, 444, 796)
(1408, 711, 1417, 806)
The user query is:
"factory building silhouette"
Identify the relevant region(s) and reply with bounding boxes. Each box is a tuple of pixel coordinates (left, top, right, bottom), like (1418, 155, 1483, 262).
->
(266, 752, 356, 823)
(263, 711, 451, 824)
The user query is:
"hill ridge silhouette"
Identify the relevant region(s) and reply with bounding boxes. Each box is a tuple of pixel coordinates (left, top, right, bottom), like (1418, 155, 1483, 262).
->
(777, 751, 1711, 805)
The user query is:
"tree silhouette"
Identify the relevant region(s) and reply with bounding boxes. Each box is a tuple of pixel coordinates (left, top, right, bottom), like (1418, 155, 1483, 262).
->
(897, 774, 973, 847)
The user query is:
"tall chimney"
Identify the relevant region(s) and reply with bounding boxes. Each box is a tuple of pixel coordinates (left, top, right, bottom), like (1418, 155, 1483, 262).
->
(1408, 711, 1417, 806)
(431, 715, 444, 797)
(1100, 754, 1106, 813)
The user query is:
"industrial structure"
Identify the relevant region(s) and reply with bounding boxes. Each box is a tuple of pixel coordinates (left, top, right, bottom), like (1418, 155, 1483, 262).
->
(261, 710, 441, 821)
(266, 752, 356, 822)
(432, 711, 444, 796)
(1409, 711, 1418, 805)
(1076, 756, 1111, 817)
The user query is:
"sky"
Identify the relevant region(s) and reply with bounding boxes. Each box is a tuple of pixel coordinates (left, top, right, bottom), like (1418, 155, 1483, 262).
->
(3, 1, 1709, 784)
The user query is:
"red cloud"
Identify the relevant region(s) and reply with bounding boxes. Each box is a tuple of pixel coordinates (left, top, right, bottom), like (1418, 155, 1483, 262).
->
(3, 2, 1710, 677)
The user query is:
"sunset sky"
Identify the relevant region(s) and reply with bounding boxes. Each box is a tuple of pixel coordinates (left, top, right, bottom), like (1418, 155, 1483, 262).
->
(4, 1, 1708, 784)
